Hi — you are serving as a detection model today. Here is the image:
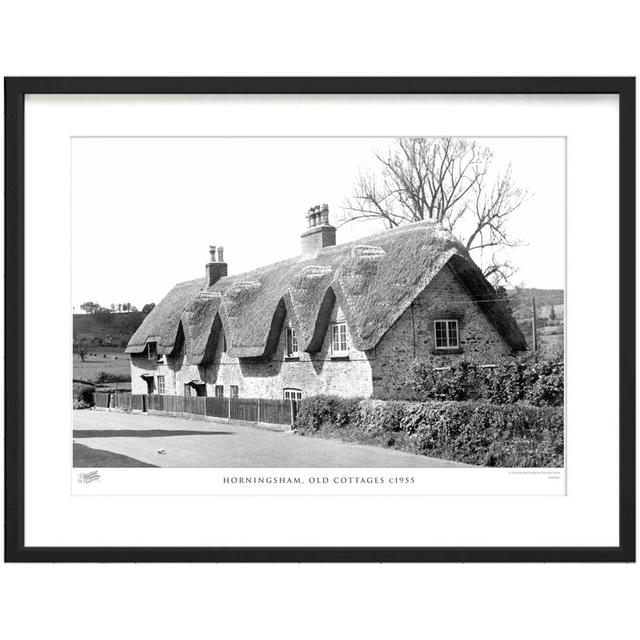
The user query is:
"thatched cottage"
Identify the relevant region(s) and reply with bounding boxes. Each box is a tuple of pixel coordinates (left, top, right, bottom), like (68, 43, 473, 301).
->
(127, 205, 526, 400)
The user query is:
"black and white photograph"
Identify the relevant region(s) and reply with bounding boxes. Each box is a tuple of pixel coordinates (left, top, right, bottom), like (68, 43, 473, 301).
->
(6, 77, 632, 564)
(71, 135, 565, 472)
(1, 3, 638, 639)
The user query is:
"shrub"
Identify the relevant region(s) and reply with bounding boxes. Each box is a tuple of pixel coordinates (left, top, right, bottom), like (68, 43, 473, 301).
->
(412, 360, 479, 402)
(521, 359, 564, 407)
(295, 395, 362, 433)
(73, 382, 94, 409)
(403, 401, 564, 467)
(412, 356, 563, 407)
(483, 363, 526, 405)
(356, 399, 407, 435)
(95, 371, 130, 384)
(294, 396, 563, 467)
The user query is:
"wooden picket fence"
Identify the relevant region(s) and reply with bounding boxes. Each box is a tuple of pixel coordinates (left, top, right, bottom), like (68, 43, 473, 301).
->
(94, 391, 110, 409)
(126, 394, 297, 427)
(94, 390, 132, 411)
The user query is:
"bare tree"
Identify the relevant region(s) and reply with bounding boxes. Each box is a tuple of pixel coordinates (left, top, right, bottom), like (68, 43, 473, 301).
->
(342, 137, 529, 284)
(73, 333, 88, 362)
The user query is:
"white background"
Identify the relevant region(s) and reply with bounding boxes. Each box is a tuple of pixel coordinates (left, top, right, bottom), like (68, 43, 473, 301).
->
(28, 94, 594, 541)
(1, 2, 638, 640)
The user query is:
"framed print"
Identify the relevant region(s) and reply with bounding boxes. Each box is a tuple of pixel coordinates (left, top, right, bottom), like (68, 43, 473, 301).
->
(4, 77, 635, 562)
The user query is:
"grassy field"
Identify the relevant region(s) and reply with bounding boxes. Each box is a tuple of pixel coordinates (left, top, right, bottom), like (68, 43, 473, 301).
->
(538, 324, 564, 349)
(73, 311, 147, 343)
(73, 311, 147, 382)
(73, 311, 146, 382)
(74, 346, 131, 382)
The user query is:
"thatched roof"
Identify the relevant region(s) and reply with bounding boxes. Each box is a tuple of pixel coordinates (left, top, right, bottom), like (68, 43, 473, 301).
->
(126, 278, 203, 355)
(126, 221, 527, 361)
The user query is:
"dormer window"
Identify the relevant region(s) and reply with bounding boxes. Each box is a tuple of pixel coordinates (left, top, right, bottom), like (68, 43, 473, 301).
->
(285, 326, 299, 358)
(147, 342, 158, 361)
(331, 322, 348, 356)
(434, 319, 459, 350)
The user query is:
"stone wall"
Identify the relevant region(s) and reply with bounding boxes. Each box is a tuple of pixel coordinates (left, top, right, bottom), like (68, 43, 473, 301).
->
(370, 263, 515, 399)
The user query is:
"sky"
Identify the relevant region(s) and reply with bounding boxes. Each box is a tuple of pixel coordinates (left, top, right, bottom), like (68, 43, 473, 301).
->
(71, 136, 565, 311)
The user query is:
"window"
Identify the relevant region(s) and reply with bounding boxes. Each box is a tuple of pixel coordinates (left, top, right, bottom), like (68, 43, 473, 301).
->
(331, 322, 348, 355)
(215, 385, 224, 398)
(434, 319, 460, 349)
(222, 334, 227, 354)
(230, 385, 239, 398)
(283, 388, 303, 401)
(285, 326, 299, 357)
(147, 341, 157, 361)
(157, 375, 165, 395)
(183, 383, 191, 397)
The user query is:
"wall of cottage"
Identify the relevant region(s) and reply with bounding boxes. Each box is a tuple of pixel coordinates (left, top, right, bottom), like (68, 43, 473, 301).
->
(130, 351, 156, 395)
(369, 264, 515, 399)
(130, 304, 374, 399)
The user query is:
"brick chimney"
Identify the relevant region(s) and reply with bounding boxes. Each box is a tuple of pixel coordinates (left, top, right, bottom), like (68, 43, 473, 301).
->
(205, 245, 228, 286)
(301, 204, 336, 255)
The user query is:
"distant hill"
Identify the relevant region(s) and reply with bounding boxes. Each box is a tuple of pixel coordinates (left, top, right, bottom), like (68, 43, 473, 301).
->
(73, 311, 148, 348)
(507, 288, 564, 318)
(506, 288, 564, 355)
(509, 288, 564, 305)
(507, 287, 564, 305)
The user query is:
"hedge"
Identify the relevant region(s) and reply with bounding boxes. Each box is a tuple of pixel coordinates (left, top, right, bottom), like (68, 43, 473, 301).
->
(295, 395, 563, 467)
(73, 382, 95, 409)
(412, 357, 564, 407)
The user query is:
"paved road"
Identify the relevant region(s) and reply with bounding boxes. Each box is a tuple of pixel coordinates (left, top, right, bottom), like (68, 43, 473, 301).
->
(73, 410, 466, 468)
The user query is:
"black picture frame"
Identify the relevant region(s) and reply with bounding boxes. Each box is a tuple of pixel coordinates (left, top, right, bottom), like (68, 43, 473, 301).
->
(4, 77, 635, 563)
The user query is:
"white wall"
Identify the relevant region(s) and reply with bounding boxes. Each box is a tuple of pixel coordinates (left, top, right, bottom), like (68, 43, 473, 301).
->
(132, 304, 374, 399)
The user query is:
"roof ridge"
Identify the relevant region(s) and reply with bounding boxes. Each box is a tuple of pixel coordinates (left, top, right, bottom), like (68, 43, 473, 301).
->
(208, 219, 451, 286)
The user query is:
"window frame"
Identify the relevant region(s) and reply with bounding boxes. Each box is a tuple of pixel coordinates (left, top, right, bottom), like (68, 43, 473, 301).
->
(214, 385, 224, 398)
(229, 385, 239, 398)
(331, 322, 348, 356)
(433, 319, 460, 350)
(157, 375, 165, 395)
(283, 388, 303, 401)
(147, 341, 157, 361)
(285, 325, 299, 358)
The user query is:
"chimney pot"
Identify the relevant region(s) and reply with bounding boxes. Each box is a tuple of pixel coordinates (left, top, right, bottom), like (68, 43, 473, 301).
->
(301, 203, 336, 255)
(205, 244, 227, 286)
